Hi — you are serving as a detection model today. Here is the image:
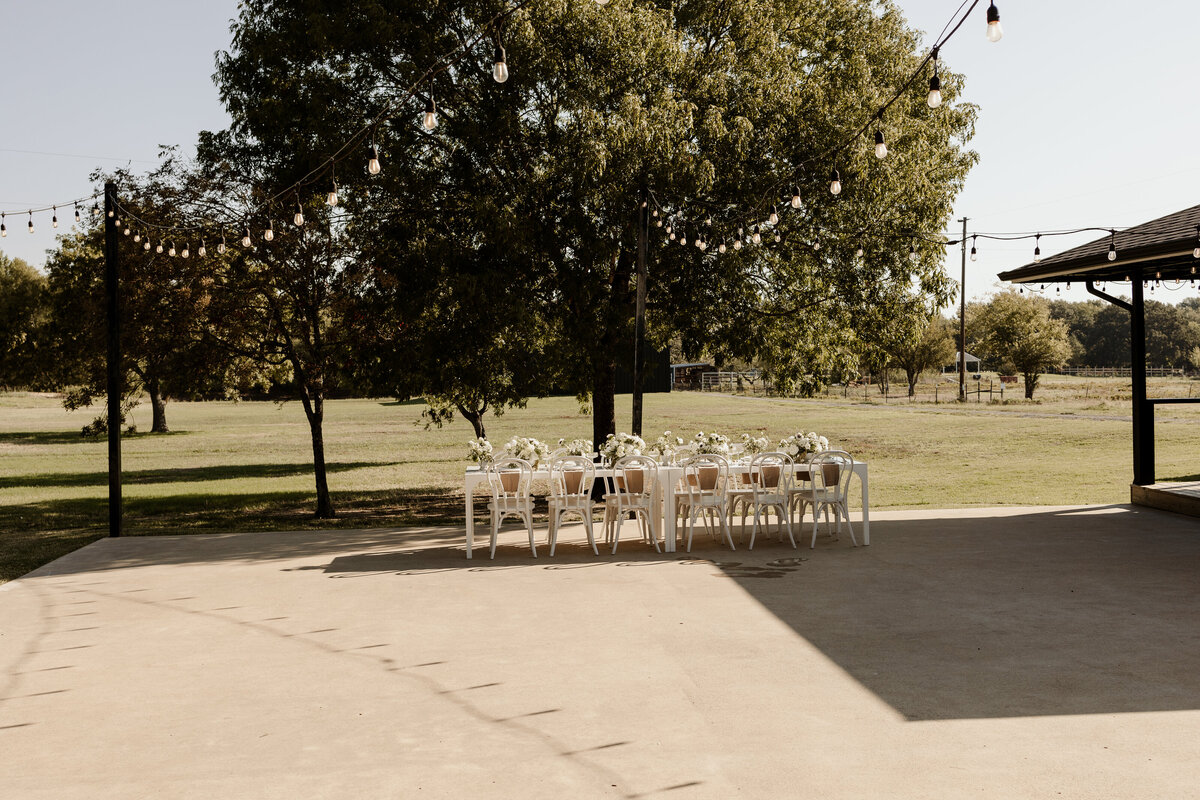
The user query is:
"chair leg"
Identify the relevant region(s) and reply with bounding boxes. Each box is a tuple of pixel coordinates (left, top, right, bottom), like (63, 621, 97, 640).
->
(750, 506, 761, 550)
(526, 509, 537, 558)
(585, 512, 598, 555)
(490, 510, 500, 559)
(549, 510, 559, 557)
(719, 508, 735, 550)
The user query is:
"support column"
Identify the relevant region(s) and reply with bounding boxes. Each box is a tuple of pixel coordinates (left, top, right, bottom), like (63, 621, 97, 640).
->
(631, 190, 649, 436)
(104, 182, 122, 537)
(1130, 276, 1153, 485)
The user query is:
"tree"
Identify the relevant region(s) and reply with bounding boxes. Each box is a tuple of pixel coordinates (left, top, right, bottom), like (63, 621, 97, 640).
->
(0, 253, 47, 390)
(968, 290, 1070, 399)
(210, 0, 977, 445)
(885, 315, 955, 396)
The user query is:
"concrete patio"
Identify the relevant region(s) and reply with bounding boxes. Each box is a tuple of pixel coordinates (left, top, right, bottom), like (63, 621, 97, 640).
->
(2, 504, 1199, 798)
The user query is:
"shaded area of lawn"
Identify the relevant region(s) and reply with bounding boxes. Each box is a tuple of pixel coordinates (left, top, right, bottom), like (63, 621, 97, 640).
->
(0, 461, 397, 489)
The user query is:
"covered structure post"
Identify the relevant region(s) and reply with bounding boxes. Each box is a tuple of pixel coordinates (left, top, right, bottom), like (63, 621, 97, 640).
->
(1129, 277, 1153, 485)
(104, 181, 122, 537)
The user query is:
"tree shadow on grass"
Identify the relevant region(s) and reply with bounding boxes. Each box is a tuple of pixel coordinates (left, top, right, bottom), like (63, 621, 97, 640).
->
(0, 461, 400, 490)
(0, 430, 192, 447)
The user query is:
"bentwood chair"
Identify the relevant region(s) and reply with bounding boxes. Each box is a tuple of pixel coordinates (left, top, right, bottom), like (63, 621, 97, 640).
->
(604, 455, 660, 554)
(676, 454, 736, 552)
(746, 452, 797, 549)
(486, 457, 536, 558)
(803, 450, 858, 549)
(547, 455, 598, 556)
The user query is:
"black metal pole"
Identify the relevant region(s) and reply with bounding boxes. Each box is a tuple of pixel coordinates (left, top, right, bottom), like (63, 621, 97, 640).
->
(631, 190, 649, 437)
(958, 216, 968, 402)
(104, 181, 122, 537)
(1130, 276, 1153, 485)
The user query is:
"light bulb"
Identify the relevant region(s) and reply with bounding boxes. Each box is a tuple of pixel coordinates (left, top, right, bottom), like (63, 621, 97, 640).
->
(92, 203, 99, 217)
(198, 242, 207, 257)
(909, 242, 918, 262)
(927, 74, 942, 108)
(264, 223, 274, 242)
(874, 130, 887, 159)
(242, 228, 252, 248)
(168, 243, 176, 257)
(143, 240, 151, 251)
(680, 234, 687, 245)
(422, 95, 437, 130)
(74, 205, 81, 223)
(829, 168, 842, 196)
(855, 247, 864, 258)
(733, 240, 742, 250)
(52, 208, 58, 228)
(181, 245, 190, 259)
(665, 225, 672, 234)
(133, 232, 141, 242)
(655, 220, 662, 227)
(986, 2, 1003, 42)
(669, 231, 676, 241)
(107, 209, 114, 218)
(813, 240, 820, 251)
(752, 227, 761, 244)
(1, 214, 6, 237)
(1193, 246, 1199, 259)
(596, 0, 609, 5)
(217, 240, 226, 255)
(970, 245, 977, 261)
(492, 45, 508, 83)
(699, 240, 707, 251)
(768, 207, 779, 225)
(368, 144, 381, 175)
(1033, 236, 1042, 263)
(114, 218, 121, 228)
(327, 180, 339, 207)
(124, 227, 131, 236)
(718, 242, 726, 254)
(295, 209, 305, 226)
(1108, 244, 1117, 261)
(27, 213, 34, 234)
(774, 233, 781, 243)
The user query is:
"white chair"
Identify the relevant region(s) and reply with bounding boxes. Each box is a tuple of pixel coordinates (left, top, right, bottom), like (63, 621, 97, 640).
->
(547, 456, 597, 556)
(746, 452, 797, 549)
(677, 454, 735, 552)
(603, 455, 660, 554)
(803, 450, 858, 548)
(486, 457, 536, 558)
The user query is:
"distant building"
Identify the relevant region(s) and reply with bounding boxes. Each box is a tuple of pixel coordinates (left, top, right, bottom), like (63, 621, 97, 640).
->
(671, 362, 713, 390)
(943, 352, 982, 374)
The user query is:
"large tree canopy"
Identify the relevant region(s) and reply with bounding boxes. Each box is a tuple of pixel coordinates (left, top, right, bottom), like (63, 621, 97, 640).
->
(209, 0, 977, 442)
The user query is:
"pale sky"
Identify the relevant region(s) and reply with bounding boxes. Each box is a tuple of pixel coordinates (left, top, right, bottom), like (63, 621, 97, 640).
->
(3, 1, 1199, 306)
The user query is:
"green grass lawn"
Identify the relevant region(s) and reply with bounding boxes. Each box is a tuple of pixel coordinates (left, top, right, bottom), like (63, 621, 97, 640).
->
(3, 388, 1199, 583)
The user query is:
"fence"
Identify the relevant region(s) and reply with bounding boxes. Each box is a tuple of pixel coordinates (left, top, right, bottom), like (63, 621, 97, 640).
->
(1047, 367, 1187, 378)
(699, 371, 774, 394)
(820, 379, 1006, 404)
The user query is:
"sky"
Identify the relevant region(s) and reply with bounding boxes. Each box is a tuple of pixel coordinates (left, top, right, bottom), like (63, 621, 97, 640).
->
(3, 1, 1200, 305)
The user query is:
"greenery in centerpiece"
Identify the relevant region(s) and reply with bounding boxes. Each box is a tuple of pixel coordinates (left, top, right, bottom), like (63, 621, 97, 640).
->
(778, 431, 830, 460)
(502, 436, 551, 466)
(740, 433, 771, 455)
(599, 432, 645, 463)
(557, 437, 593, 456)
(692, 431, 732, 455)
(647, 430, 685, 462)
(466, 437, 493, 464)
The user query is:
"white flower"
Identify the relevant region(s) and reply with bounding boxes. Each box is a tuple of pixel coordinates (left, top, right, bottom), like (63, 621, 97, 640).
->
(466, 437, 494, 463)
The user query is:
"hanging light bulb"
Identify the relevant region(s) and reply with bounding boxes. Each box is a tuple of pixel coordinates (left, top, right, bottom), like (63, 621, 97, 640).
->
(655, 219, 662, 228)
(909, 241, 919, 262)
(718, 241, 727, 254)
(123, 226, 131, 236)
(970, 235, 978, 261)
(294, 199, 305, 227)
(652, 208, 658, 217)
(92, 202, 100, 217)
(168, 242, 176, 257)
(1193, 225, 1199, 259)
(133, 232, 141, 243)
(813, 239, 821, 251)
(768, 206, 779, 226)
(791, 187, 802, 209)
(218, 236, 227, 255)
(733, 239, 743, 251)
(1, 213, 6, 237)
(113, 217, 121, 229)
(242, 228, 252, 248)
(669, 229, 676, 241)
(264, 221, 275, 242)
(927, 49, 943, 108)
(986, 2, 1003, 42)
(492, 44, 509, 83)
(1108, 230, 1117, 261)
(107, 209, 114, 219)
(181, 244, 190, 259)
(698, 240, 707, 251)
(774, 232, 781, 243)
(143, 240, 151, 251)
(855, 246, 864, 259)
(74, 203, 81, 223)
(829, 168, 842, 196)
(422, 94, 438, 131)
(368, 144, 381, 175)
(27, 212, 34, 234)
(680, 232, 687, 246)
(752, 225, 761, 244)
(874, 130, 887, 159)
(327, 178, 339, 207)
(198, 241, 207, 257)
(1033, 234, 1042, 263)
(52, 207, 58, 228)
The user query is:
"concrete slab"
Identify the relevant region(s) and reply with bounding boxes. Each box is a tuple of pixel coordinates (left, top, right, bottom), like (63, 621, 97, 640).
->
(2, 505, 1200, 798)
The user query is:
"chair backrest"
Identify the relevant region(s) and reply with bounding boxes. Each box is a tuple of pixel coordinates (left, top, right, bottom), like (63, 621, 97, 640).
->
(612, 455, 658, 498)
(549, 455, 595, 499)
(809, 450, 854, 499)
(681, 453, 729, 495)
(749, 452, 793, 498)
(487, 457, 533, 501)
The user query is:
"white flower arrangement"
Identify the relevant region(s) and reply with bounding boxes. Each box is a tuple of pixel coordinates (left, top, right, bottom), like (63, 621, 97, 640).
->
(740, 433, 771, 455)
(503, 436, 551, 466)
(646, 430, 685, 461)
(466, 437, 493, 464)
(557, 437, 593, 456)
(778, 431, 830, 459)
(692, 431, 732, 455)
(599, 432, 645, 463)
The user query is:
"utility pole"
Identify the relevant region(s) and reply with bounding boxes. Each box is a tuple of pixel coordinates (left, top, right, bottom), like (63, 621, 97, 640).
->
(958, 216, 968, 403)
(104, 181, 122, 537)
(631, 189, 649, 436)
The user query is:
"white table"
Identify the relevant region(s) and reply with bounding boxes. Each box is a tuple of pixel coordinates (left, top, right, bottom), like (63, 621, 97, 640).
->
(463, 460, 870, 558)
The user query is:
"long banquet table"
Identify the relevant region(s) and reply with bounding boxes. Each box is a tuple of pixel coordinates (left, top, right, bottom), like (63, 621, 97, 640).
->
(463, 460, 871, 558)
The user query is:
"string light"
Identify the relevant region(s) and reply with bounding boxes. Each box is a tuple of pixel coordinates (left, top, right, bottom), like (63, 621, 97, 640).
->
(181, 243, 190, 259)
(294, 198, 305, 227)
(198, 241, 207, 257)
(92, 203, 99, 217)
(1108, 230, 1117, 261)
(422, 94, 438, 131)
(768, 206, 779, 225)
(1193, 225, 1199, 259)
(27, 212, 34, 234)
(733, 239, 742, 251)
(327, 178, 339, 207)
(218, 235, 227, 255)
(123, 226, 131, 236)
(986, 3, 1003, 42)
(874, 130, 887, 159)
(1033, 233, 1041, 263)
(74, 203, 80, 223)
(752, 225, 761, 244)
(156, 240, 164, 254)
(791, 187, 801, 209)
(143, 240, 151, 251)
(829, 168, 842, 196)
(970, 235, 977, 261)
(242, 227, 252, 247)
(368, 144, 381, 176)
(52, 207, 58, 228)
(718, 241, 727, 254)
(168, 242, 177, 257)
(492, 44, 508, 83)
(1, 214, 6, 237)
(927, 48, 942, 108)
(909, 240, 918, 261)
(264, 220, 275, 242)
(855, 246, 864, 259)
(133, 232, 141, 243)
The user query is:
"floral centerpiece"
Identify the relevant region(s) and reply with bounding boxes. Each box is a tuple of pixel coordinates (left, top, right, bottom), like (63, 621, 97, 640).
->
(692, 431, 732, 455)
(466, 437, 493, 465)
(599, 432, 645, 463)
(557, 437, 593, 456)
(778, 431, 829, 460)
(740, 433, 770, 455)
(646, 430, 684, 462)
(502, 436, 551, 467)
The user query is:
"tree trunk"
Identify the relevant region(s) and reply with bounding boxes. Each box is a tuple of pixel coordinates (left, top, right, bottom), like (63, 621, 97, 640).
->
(457, 404, 487, 439)
(907, 370, 918, 397)
(300, 393, 336, 518)
(593, 357, 617, 451)
(147, 374, 169, 433)
(1024, 372, 1038, 399)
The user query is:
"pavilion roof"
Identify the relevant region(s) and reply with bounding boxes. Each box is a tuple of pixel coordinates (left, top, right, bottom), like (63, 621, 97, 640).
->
(997, 203, 1200, 285)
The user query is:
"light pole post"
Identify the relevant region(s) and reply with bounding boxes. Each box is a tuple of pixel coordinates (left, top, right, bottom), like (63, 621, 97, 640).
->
(104, 181, 122, 537)
(958, 216, 968, 403)
(632, 189, 649, 436)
